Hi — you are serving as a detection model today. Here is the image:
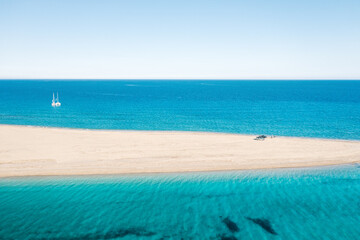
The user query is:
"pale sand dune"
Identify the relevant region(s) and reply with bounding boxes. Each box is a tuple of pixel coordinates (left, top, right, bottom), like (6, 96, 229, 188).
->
(0, 125, 359, 177)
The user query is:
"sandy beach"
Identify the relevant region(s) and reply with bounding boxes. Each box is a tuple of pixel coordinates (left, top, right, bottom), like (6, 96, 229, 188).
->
(0, 124, 359, 177)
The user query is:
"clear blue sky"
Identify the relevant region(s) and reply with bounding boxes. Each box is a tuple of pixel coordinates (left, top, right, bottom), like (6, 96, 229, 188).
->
(1, 0, 359, 79)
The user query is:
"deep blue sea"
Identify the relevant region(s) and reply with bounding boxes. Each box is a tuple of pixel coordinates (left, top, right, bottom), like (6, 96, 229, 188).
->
(0, 80, 359, 139)
(1, 80, 360, 239)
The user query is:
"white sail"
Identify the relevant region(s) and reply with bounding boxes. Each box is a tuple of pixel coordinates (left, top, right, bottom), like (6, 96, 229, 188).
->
(51, 92, 56, 107)
(55, 92, 61, 106)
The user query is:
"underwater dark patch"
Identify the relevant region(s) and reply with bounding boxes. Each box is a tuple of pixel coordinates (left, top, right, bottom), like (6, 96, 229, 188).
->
(246, 217, 277, 235)
(222, 217, 240, 233)
(59, 227, 156, 240)
(218, 234, 238, 240)
(103, 228, 156, 238)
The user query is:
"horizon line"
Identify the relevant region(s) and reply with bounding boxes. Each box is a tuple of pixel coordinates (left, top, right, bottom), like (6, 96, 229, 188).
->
(1, 78, 360, 81)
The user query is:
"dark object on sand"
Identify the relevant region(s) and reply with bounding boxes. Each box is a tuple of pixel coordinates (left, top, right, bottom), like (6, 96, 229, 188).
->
(246, 217, 278, 235)
(254, 135, 267, 141)
(222, 217, 240, 233)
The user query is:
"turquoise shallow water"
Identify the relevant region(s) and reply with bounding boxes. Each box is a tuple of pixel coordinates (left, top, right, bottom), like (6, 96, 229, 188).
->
(1, 165, 360, 240)
(0, 80, 360, 140)
(1, 80, 360, 239)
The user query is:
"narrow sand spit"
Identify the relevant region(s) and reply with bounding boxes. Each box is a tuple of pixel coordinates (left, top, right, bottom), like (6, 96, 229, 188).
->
(0, 125, 359, 177)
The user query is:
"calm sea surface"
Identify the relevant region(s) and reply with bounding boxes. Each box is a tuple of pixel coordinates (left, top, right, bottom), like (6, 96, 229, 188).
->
(1, 166, 360, 239)
(0, 80, 359, 239)
(0, 80, 359, 139)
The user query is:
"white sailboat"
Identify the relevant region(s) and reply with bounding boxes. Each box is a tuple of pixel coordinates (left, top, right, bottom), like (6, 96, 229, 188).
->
(55, 92, 61, 107)
(51, 93, 56, 107)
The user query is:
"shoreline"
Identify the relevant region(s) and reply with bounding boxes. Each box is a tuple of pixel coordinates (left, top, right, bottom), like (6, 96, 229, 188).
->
(1, 163, 358, 180)
(1, 124, 359, 178)
(1, 123, 359, 143)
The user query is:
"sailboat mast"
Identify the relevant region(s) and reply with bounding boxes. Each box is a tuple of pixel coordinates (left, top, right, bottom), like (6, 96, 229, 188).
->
(51, 92, 56, 106)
